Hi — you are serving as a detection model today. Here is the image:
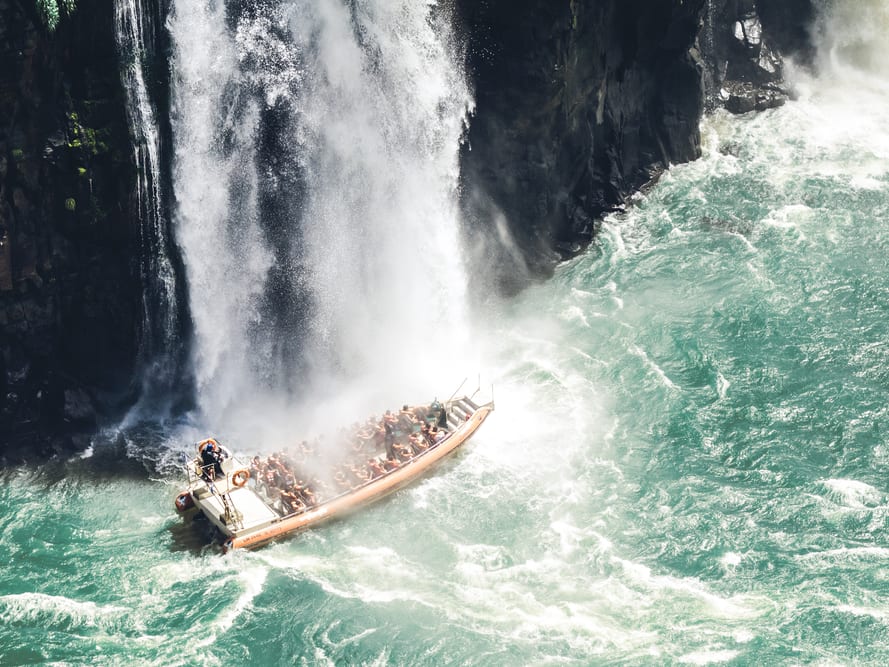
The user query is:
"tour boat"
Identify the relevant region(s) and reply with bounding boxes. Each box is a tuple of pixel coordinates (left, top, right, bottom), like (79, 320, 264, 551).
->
(175, 394, 494, 551)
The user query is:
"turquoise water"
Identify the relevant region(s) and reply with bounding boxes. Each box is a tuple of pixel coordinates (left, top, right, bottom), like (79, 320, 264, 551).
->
(5, 91, 889, 664)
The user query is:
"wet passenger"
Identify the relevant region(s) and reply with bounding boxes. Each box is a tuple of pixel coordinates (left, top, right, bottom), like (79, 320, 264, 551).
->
(393, 443, 413, 462)
(299, 483, 318, 507)
(409, 434, 427, 455)
(280, 489, 303, 513)
(349, 464, 370, 484)
(334, 469, 351, 491)
(249, 456, 262, 483)
(367, 458, 386, 478)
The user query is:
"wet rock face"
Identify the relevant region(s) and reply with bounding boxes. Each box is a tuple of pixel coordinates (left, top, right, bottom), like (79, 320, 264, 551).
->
(703, 0, 816, 113)
(0, 0, 138, 458)
(458, 0, 706, 291)
(757, 0, 816, 60)
(457, 0, 815, 291)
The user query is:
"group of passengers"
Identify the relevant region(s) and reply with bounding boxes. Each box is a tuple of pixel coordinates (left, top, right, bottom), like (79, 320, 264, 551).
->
(247, 402, 451, 515)
(249, 451, 320, 514)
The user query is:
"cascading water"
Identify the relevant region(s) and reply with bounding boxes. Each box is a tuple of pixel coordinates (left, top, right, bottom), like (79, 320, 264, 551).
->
(168, 0, 473, 439)
(114, 0, 183, 415)
(699, 0, 721, 108)
(813, 0, 889, 83)
(787, 0, 889, 166)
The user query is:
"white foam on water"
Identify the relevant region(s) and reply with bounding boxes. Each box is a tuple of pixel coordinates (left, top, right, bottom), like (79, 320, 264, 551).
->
(0, 592, 129, 630)
(677, 648, 741, 665)
(716, 371, 730, 399)
(720, 552, 742, 568)
(819, 478, 884, 509)
(602, 220, 629, 267)
(725, 230, 757, 253)
(317, 621, 377, 653)
(835, 604, 889, 622)
(759, 204, 813, 243)
(561, 305, 590, 328)
(630, 344, 680, 391)
(453, 542, 510, 570)
(733, 629, 755, 644)
(216, 566, 269, 633)
(443, 559, 647, 654)
(614, 556, 766, 620)
(255, 544, 435, 609)
(795, 546, 889, 563)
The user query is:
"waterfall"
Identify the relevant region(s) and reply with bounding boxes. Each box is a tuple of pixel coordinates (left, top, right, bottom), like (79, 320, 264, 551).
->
(168, 0, 473, 437)
(786, 0, 889, 162)
(114, 0, 183, 415)
(813, 0, 889, 83)
(699, 0, 721, 109)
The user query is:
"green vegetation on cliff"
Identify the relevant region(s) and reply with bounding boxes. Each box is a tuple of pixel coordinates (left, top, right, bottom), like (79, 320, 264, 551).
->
(36, 0, 76, 31)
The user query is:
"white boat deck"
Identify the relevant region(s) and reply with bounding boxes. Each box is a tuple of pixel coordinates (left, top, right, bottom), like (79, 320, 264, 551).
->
(188, 455, 281, 534)
(198, 486, 279, 532)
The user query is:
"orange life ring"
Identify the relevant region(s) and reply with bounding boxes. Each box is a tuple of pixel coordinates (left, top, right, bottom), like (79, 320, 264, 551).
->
(231, 469, 250, 488)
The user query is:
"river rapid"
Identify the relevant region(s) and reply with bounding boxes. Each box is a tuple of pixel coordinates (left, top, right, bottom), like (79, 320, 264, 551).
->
(4, 1, 889, 665)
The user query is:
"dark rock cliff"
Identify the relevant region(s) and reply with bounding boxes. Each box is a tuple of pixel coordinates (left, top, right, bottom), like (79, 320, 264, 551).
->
(0, 0, 139, 458)
(457, 0, 707, 291)
(457, 0, 815, 292)
(702, 0, 816, 114)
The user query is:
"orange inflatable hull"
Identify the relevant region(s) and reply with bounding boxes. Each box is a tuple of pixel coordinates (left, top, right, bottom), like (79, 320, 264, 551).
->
(227, 403, 493, 550)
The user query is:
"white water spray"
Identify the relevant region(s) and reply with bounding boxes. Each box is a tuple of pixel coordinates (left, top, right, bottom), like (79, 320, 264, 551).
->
(168, 0, 473, 439)
(292, 2, 471, 384)
(114, 0, 181, 407)
(168, 0, 272, 429)
(783, 0, 889, 163)
(813, 0, 889, 83)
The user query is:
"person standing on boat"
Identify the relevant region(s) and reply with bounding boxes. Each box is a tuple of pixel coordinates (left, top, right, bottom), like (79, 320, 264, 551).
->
(200, 439, 225, 479)
(383, 410, 398, 460)
(436, 404, 448, 431)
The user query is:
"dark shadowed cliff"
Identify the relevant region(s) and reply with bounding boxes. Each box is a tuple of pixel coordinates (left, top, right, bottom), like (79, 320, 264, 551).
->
(0, 0, 139, 457)
(457, 0, 707, 292)
(457, 0, 815, 292)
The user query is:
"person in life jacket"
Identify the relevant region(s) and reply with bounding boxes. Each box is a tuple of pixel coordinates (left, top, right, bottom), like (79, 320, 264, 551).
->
(200, 439, 225, 479)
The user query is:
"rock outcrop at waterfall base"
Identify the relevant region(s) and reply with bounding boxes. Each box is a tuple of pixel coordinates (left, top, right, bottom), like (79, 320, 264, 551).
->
(457, 0, 815, 291)
(0, 0, 139, 458)
(0, 0, 814, 456)
(704, 0, 816, 114)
